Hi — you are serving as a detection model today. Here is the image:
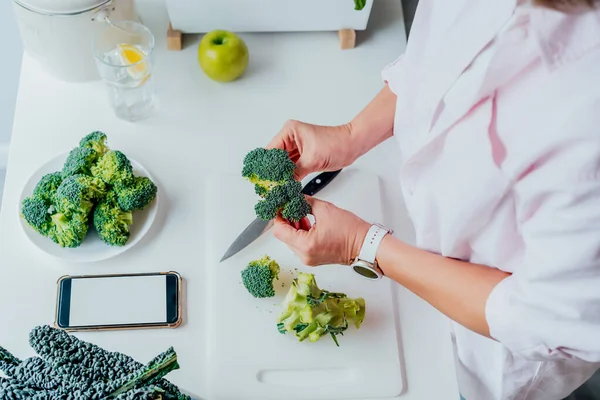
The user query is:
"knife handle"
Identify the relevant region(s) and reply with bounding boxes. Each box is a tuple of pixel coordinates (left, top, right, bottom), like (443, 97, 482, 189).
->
(301, 170, 342, 196)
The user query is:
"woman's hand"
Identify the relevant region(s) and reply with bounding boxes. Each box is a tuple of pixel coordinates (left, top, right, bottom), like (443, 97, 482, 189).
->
(266, 120, 360, 181)
(273, 197, 371, 266)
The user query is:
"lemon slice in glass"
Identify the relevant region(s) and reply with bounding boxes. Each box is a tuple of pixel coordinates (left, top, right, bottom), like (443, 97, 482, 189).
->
(117, 43, 150, 83)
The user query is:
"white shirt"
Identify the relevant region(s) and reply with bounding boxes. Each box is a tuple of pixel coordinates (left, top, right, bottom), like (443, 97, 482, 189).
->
(382, 0, 600, 399)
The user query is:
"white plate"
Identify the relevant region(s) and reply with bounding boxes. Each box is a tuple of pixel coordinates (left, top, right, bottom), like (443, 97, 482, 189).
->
(18, 151, 159, 263)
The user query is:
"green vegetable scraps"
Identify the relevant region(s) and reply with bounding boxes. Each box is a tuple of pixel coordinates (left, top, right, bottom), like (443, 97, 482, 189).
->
(0, 325, 190, 399)
(241, 147, 311, 223)
(20, 131, 158, 248)
(241, 255, 281, 298)
(277, 272, 366, 347)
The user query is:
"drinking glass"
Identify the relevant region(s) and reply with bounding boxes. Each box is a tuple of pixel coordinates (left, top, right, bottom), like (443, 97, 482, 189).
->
(92, 21, 156, 122)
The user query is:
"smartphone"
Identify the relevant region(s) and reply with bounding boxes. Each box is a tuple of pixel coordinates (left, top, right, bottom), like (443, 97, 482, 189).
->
(54, 271, 182, 332)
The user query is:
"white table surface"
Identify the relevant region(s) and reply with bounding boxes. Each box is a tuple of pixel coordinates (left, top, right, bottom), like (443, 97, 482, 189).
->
(0, 0, 459, 399)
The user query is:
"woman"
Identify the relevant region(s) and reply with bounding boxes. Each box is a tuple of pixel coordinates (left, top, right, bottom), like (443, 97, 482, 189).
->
(267, 0, 600, 399)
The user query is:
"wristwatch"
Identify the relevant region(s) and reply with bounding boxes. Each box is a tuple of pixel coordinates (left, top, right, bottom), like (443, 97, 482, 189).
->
(351, 223, 394, 280)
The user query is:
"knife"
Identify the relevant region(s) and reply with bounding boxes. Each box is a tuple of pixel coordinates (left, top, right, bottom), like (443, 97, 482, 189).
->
(219, 169, 342, 262)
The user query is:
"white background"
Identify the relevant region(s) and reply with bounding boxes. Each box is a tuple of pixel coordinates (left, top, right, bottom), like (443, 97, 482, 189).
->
(0, 1, 21, 146)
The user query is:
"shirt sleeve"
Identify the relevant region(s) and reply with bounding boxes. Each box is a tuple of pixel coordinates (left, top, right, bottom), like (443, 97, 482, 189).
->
(485, 137, 600, 362)
(381, 54, 405, 95)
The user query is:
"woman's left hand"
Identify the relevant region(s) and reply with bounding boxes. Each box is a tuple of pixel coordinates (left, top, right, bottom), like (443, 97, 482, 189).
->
(273, 197, 371, 266)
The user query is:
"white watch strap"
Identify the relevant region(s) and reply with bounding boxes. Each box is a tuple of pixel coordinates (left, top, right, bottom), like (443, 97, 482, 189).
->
(358, 224, 389, 264)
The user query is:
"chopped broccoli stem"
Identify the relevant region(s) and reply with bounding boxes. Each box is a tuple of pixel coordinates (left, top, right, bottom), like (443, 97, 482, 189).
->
(277, 272, 366, 346)
(241, 255, 281, 298)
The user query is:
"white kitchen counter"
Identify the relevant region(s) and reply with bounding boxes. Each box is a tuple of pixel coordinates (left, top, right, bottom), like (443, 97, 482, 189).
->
(0, 0, 459, 399)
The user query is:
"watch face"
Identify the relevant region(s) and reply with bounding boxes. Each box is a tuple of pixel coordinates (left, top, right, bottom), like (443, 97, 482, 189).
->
(352, 262, 381, 280)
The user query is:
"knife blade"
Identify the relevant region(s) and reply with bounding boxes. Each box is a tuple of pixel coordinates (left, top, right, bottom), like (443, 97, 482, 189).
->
(219, 169, 342, 262)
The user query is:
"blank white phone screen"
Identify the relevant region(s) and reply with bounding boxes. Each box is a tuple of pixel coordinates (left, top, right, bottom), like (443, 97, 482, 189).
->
(69, 275, 167, 326)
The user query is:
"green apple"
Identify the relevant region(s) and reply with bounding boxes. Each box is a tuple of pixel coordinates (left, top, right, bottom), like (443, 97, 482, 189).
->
(198, 30, 249, 82)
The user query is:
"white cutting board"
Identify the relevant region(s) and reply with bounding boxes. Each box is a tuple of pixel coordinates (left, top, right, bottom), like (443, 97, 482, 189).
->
(204, 169, 404, 400)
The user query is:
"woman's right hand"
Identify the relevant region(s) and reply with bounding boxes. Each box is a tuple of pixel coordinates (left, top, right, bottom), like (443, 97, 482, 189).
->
(266, 119, 359, 181)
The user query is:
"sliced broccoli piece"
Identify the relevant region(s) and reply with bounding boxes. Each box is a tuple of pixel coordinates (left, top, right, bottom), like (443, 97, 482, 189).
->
(0, 325, 190, 399)
(94, 191, 133, 246)
(92, 150, 134, 186)
(62, 146, 97, 178)
(20, 196, 52, 235)
(47, 211, 89, 248)
(242, 147, 296, 192)
(54, 174, 106, 215)
(32, 172, 63, 203)
(277, 272, 366, 346)
(79, 131, 109, 156)
(241, 255, 281, 298)
(116, 176, 158, 211)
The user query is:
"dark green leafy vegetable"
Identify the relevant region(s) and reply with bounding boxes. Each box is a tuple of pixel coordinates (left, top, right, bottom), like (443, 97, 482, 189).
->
(277, 272, 366, 346)
(354, 0, 366, 11)
(241, 255, 281, 298)
(0, 325, 190, 399)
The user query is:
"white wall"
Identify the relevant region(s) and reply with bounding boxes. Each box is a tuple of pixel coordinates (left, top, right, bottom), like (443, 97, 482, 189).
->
(0, 1, 23, 145)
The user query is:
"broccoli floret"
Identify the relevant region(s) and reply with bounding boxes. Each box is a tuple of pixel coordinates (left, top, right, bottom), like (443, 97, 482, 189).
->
(241, 255, 281, 298)
(242, 148, 311, 222)
(116, 176, 158, 211)
(92, 150, 134, 185)
(79, 131, 109, 156)
(94, 191, 133, 246)
(20, 196, 52, 235)
(47, 211, 89, 248)
(32, 172, 63, 203)
(62, 146, 97, 178)
(0, 325, 190, 399)
(54, 174, 106, 215)
(242, 147, 296, 192)
(254, 180, 311, 222)
(277, 272, 366, 346)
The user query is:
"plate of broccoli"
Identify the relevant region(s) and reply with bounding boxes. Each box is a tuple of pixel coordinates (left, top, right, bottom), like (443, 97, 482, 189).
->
(18, 131, 159, 263)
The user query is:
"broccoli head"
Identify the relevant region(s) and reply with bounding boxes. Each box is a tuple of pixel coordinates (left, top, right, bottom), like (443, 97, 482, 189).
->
(92, 150, 134, 185)
(242, 148, 311, 222)
(277, 272, 366, 346)
(47, 211, 89, 248)
(242, 148, 296, 192)
(116, 176, 158, 211)
(94, 192, 133, 246)
(54, 174, 106, 215)
(21, 196, 52, 235)
(254, 180, 311, 222)
(79, 131, 109, 156)
(32, 172, 63, 203)
(241, 255, 281, 298)
(62, 146, 97, 178)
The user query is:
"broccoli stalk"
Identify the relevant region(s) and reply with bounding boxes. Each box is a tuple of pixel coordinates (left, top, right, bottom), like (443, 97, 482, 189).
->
(241, 255, 281, 298)
(277, 272, 366, 346)
(242, 148, 311, 222)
